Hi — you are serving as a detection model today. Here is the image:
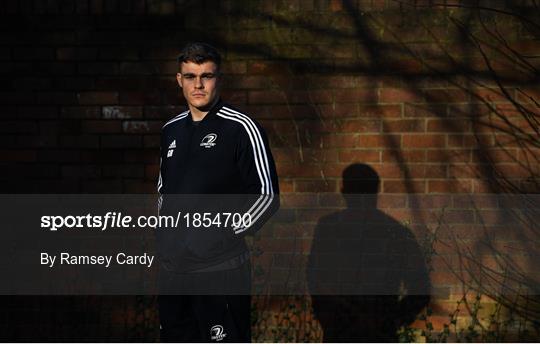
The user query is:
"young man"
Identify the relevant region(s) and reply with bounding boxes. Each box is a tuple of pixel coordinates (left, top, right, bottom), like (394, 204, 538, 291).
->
(157, 42, 279, 342)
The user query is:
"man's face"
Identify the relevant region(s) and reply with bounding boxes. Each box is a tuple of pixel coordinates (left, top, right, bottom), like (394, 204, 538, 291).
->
(177, 61, 220, 111)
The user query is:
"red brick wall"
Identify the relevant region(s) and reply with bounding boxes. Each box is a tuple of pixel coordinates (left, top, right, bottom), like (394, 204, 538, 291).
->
(1, 0, 539, 341)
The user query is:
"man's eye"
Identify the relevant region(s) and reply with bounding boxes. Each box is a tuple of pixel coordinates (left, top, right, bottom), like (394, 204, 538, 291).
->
(184, 75, 195, 79)
(203, 74, 215, 79)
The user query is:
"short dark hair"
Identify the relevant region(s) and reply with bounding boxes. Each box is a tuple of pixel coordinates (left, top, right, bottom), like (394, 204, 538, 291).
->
(177, 42, 221, 70)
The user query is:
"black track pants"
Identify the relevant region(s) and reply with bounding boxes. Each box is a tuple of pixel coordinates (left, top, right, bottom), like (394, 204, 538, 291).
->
(158, 263, 251, 342)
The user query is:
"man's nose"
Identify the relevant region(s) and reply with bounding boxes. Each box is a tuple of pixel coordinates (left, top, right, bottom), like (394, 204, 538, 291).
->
(195, 77, 204, 89)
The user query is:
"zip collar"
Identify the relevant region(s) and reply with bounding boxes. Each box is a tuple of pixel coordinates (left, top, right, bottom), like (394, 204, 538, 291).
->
(188, 99, 223, 125)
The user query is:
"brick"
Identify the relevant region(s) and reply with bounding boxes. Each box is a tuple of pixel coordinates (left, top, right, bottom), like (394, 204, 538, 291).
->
(338, 149, 380, 163)
(279, 179, 294, 193)
(61, 165, 101, 178)
(60, 106, 101, 119)
(383, 119, 425, 132)
(12, 77, 52, 90)
(95, 77, 146, 90)
(493, 133, 525, 148)
(54, 77, 95, 90)
(280, 162, 344, 178)
(321, 163, 347, 178)
(272, 45, 312, 59)
(358, 104, 402, 118)
(77, 92, 118, 105)
(295, 180, 337, 193)
(262, 104, 319, 120)
(339, 119, 380, 132)
(334, 89, 374, 103)
(383, 180, 426, 193)
(36, 92, 78, 105)
(451, 194, 498, 209)
(358, 134, 400, 148)
(38, 149, 80, 162)
(317, 103, 359, 117)
(495, 102, 536, 117)
(81, 151, 122, 163)
(119, 91, 161, 105)
(428, 179, 473, 193)
(448, 134, 493, 148)
(475, 87, 512, 102)
(377, 194, 407, 208)
(382, 150, 426, 163)
(310, 75, 369, 89)
(0, 150, 37, 162)
(518, 148, 540, 162)
(290, 90, 333, 104)
(103, 165, 145, 178)
(221, 61, 246, 74)
(265, 75, 304, 90)
(407, 164, 447, 178)
(124, 150, 158, 164)
(0, 47, 10, 60)
(4, 163, 59, 178)
(147, 0, 175, 15)
(247, 60, 284, 75)
(144, 164, 159, 179)
(75, 1, 90, 14)
(56, 47, 98, 60)
(495, 163, 535, 178)
(394, 59, 425, 73)
(226, 75, 270, 89)
(281, 194, 319, 208)
(471, 149, 517, 163)
(99, 47, 139, 60)
(39, 120, 80, 134)
(18, 106, 58, 119)
(122, 120, 162, 134)
(100, 135, 141, 148)
(275, 148, 338, 163)
(408, 194, 453, 209)
(329, 0, 343, 11)
(371, 164, 404, 178)
(404, 103, 447, 117)
(515, 86, 540, 103)
(143, 135, 160, 148)
(427, 149, 470, 163)
(248, 90, 287, 104)
(144, 106, 186, 120)
(427, 119, 471, 132)
(82, 120, 121, 133)
(260, 237, 311, 253)
(219, 90, 246, 104)
(118, 62, 154, 75)
(15, 134, 58, 148)
(423, 88, 470, 103)
(321, 134, 357, 148)
(102, 106, 143, 119)
(59, 135, 99, 148)
(402, 134, 446, 148)
(81, 180, 123, 193)
(379, 88, 424, 103)
(13, 47, 55, 60)
(78, 62, 119, 75)
(474, 116, 528, 135)
(317, 193, 346, 208)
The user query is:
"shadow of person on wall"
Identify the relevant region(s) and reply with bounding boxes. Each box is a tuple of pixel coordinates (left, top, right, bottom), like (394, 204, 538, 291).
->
(307, 163, 430, 342)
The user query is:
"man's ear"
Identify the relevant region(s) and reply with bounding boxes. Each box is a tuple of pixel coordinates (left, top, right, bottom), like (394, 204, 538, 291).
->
(176, 73, 182, 88)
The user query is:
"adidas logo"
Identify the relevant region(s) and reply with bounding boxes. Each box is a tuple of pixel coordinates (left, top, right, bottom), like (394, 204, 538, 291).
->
(168, 140, 176, 149)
